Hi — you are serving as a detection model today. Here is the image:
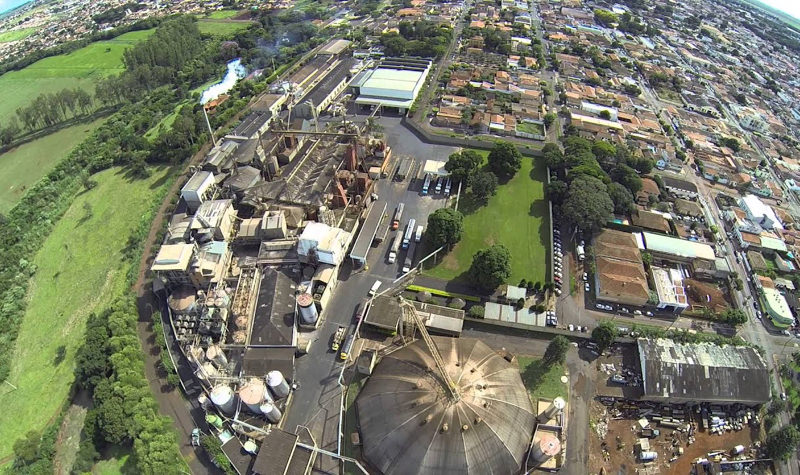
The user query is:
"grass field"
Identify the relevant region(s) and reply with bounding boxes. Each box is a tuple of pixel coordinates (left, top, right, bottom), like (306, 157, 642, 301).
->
(0, 118, 106, 213)
(0, 166, 171, 461)
(0, 29, 153, 123)
(425, 151, 550, 286)
(0, 27, 36, 42)
(92, 446, 135, 475)
(197, 18, 253, 37)
(518, 357, 568, 401)
(206, 9, 243, 19)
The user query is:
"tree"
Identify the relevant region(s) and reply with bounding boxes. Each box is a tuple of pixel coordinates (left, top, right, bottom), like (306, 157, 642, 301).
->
(546, 180, 568, 204)
(599, 110, 611, 120)
(594, 9, 618, 27)
(469, 245, 511, 291)
(542, 143, 565, 169)
(611, 164, 642, 194)
(561, 175, 613, 233)
(720, 136, 741, 152)
(471, 171, 498, 204)
(426, 208, 464, 249)
(592, 321, 617, 352)
(543, 112, 557, 128)
(544, 335, 570, 365)
(488, 141, 522, 178)
(720, 309, 747, 326)
(12, 430, 41, 467)
(468, 306, 485, 318)
(607, 182, 634, 215)
(591, 140, 616, 164)
(641, 251, 652, 266)
(445, 150, 482, 186)
(765, 425, 800, 461)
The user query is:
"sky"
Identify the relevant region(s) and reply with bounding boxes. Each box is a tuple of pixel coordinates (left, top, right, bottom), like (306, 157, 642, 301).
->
(758, 0, 800, 20)
(0, 0, 33, 15)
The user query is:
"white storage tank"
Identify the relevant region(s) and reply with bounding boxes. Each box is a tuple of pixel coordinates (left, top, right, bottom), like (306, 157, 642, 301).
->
(297, 293, 318, 325)
(267, 370, 290, 399)
(532, 433, 561, 463)
(206, 345, 228, 367)
(243, 439, 259, 454)
(210, 385, 236, 415)
(239, 378, 268, 413)
(639, 451, 658, 462)
(538, 397, 566, 423)
(260, 402, 282, 423)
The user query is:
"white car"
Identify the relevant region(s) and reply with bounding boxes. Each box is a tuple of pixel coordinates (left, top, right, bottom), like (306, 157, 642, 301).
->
(633, 310, 643, 316)
(604, 304, 613, 311)
(584, 282, 590, 292)
(645, 311, 654, 317)
(369, 280, 382, 296)
(568, 324, 574, 331)
(582, 272, 588, 281)
(595, 303, 604, 310)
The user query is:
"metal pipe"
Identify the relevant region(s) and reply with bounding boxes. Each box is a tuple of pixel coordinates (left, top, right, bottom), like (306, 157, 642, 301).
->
(296, 442, 369, 474)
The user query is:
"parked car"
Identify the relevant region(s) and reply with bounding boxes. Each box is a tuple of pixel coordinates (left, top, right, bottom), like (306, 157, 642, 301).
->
(581, 326, 588, 333)
(369, 280, 382, 296)
(645, 311, 654, 317)
(554, 288, 562, 296)
(595, 303, 604, 310)
(633, 310, 643, 316)
(620, 307, 630, 314)
(617, 327, 630, 336)
(755, 311, 762, 320)
(568, 324, 574, 331)
(603, 304, 613, 311)
(584, 283, 590, 292)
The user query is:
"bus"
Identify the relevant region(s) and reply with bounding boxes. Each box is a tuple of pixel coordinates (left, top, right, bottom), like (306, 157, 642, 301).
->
(402, 241, 416, 273)
(339, 333, 355, 361)
(388, 230, 403, 263)
(421, 174, 431, 195)
(402, 218, 416, 249)
(391, 203, 405, 230)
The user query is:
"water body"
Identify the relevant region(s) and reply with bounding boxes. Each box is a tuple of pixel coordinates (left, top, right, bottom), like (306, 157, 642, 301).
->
(0, 0, 33, 15)
(200, 58, 246, 105)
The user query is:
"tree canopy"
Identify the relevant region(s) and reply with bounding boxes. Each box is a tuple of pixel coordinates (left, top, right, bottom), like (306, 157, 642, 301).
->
(561, 176, 613, 233)
(592, 320, 617, 352)
(542, 143, 565, 170)
(426, 208, 464, 249)
(546, 180, 568, 205)
(445, 150, 483, 186)
(766, 425, 800, 461)
(607, 182, 635, 215)
(469, 245, 512, 291)
(594, 9, 618, 27)
(488, 141, 522, 178)
(471, 171, 498, 204)
(544, 336, 570, 365)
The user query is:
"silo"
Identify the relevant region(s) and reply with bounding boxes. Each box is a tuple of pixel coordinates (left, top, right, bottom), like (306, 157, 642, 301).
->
(538, 397, 566, 423)
(260, 402, 282, 423)
(296, 293, 318, 325)
(168, 286, 197, 315)
(267, 370, 290, 398)
(532, 433, 561, 463)
(206, 345, 228, 367)
(232, 330, 247, 344)
(243, 439, 259, 454)
(205, 413, 223, 429)
(210, 385, 236, 415)
(198, 362, 219, 381)
(239, 378, 267, 413)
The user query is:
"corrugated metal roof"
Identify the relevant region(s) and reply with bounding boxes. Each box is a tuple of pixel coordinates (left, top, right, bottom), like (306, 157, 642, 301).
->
(642, 232, 715, 261)
(356, 337, 535, 475)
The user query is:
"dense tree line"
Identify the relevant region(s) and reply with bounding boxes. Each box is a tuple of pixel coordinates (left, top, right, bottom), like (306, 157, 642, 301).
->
(381, 20, 453, 57)
(14, 87, 95, 131)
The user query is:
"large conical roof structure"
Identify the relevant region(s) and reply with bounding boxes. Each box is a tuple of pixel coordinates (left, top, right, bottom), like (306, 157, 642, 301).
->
(355, 337, 535, 475)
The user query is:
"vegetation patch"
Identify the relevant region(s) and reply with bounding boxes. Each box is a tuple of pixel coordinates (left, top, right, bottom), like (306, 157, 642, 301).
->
(405, 285, 480, 302)
(205, 9, 244, 19)
(518, 357, 568, 401)
(0, 166, 171, 461)
(0, 27, 36, 43)
(197, 19, 254, 37)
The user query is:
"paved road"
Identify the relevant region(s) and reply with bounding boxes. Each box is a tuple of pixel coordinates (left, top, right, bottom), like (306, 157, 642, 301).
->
(562, 347, 595, 474)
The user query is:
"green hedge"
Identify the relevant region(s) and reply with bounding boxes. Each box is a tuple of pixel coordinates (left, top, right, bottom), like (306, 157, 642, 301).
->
(406, 285, 480, 302)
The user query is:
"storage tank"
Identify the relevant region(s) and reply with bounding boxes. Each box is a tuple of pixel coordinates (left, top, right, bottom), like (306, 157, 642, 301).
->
(232, 330, 247, 344)
(297, 293, 318, 325)
(168, 286, 197, 314)
(639, 451, 658, 461)
(538, 397, 566, 423)
(206, 345, 228, 367)
(205, 413, 223, 429)
(239, 378, 267, 413)
(243, 439, 259, 454)
(266, 154, 279, 177)
(532, 433, 561, 463)
(267, 370, 290, 398)
(198, 362, 219, 381)
(260, 402, 282, 423)
(187, 345, 205, 367)
(210, 385, 236, 415)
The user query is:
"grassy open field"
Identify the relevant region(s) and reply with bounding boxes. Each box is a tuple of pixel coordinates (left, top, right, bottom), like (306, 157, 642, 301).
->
(424, 150, 550, 286)
(0, 29, 153, 123)
(0, 118, 105, 213)
(518, 357, 568, 401)
(0, 166, 171, 461)
(197, 18, 253, 37)
(0, 27, 36, 42)
(206, 9, 243, 19)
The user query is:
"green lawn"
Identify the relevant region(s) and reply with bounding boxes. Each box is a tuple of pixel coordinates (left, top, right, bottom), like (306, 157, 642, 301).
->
(92, 446, 135, 475)
(0, 29, 153, 122)
(518, 357, 568, 401)
(0, 118, 106, 213)
(197, 19, 253, 37)
(206, 9, 243, 19)
(0, 166, 172, 461)
(0, 27, 36, 42)
(425, 151, 550, 285)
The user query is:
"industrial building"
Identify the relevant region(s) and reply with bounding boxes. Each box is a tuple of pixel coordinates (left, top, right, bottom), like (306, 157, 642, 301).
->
(637, 339, 770, 405)
(355, 337, 535, 474)
(760, 286, 794, 328)
(351, 57, 432, 113)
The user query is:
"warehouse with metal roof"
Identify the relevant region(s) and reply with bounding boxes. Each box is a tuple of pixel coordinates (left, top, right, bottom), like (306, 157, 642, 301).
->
(637, 338, 770, 405)
(640, 231, 716, 262)
(352, 58, 432, 112)
(355, 337, 535, 475)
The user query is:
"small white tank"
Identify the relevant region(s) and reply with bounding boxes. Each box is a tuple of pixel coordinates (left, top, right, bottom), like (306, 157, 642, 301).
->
(267, 370, 290, 398)
(243, 439, 259, 454)
(210, 385, 236, 415)
(539, 397, 566, 422)
(206, 345, 228, 367)
(532, 433, 561, 463)
(297, 293, 318, 325)
(238, 378, 267, 413)
(260, 402, 282, 423)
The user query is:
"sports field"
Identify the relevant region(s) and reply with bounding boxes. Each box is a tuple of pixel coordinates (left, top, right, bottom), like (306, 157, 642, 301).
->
(0, 166, 172, 461)
(425, 150, 550, 286)
(0, 118, 105, 213)
(0, 29, 153, 123)
(197, 18, 253, 37)
(0, 27, 35, 42)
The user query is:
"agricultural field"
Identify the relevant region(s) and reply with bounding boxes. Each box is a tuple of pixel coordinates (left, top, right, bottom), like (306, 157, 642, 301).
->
(0, 118, 105, 213)
(0, 29, 153, 122)
(425, 150, 550, 286)
(197, 18, 253, 37)
(0, 27, 36, 42)
(0, 166, 172, 461)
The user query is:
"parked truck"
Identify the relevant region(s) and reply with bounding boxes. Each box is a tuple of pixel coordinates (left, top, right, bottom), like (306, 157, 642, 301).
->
(403, 241, 417, 273)
(640, 428, 660, 439)
(388, 230, 403, 263)
(396, 158, 413, 181)
(391, 203, 405, 230)
(576, 244, 586, 261)
(331, 325, 345, 351)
